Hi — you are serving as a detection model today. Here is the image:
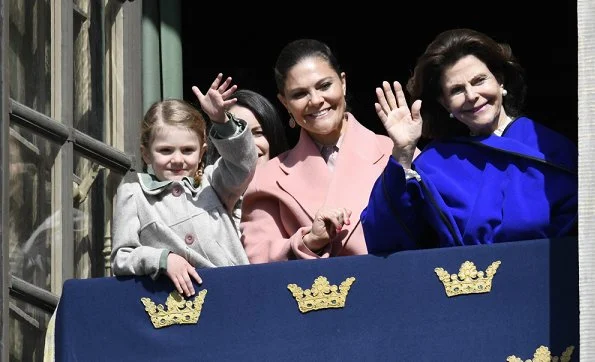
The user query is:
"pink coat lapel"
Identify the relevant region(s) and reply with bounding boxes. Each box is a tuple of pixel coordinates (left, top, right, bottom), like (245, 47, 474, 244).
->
(325, 114, 390, 238)
(277, 114, 390, 232)
(277, 128, 331, 220)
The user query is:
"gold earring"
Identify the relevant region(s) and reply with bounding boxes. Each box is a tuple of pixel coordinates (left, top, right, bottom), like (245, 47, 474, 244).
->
(288, 114, 296, 128)
(193, 161, 204, 187)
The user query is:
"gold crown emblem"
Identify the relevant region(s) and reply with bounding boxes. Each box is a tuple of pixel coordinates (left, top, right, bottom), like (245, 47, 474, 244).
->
(287, 276, 356, 313)
(434, 260, 501, 297)
(506, 345, 574, 362)
(140, 290, 207, 328)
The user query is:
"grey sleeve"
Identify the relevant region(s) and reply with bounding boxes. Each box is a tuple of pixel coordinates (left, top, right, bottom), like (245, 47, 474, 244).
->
(206, 119, 258, 212)
(209, 112, 243, 139)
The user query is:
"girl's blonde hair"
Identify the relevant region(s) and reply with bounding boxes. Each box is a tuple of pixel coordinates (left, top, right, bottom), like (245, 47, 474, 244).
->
(141, 99, 208, 185)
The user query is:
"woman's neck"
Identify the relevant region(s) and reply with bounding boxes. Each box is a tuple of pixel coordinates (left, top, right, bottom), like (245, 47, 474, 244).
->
(310, 131, 342, 146)
(493, 113, 513, 136)
(470, 111, 512, 137)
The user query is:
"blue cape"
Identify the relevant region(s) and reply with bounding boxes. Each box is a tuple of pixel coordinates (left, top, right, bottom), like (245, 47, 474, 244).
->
(362, 117, 578, 253)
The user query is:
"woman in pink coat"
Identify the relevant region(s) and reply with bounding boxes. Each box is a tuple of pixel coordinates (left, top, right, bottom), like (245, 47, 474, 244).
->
(240, 39, 395, 263)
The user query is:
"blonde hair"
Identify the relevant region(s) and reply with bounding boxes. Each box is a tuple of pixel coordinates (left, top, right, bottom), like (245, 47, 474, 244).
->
(140, 99, 207, 185)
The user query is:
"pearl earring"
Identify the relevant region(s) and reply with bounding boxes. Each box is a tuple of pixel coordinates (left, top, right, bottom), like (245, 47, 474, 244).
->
(502, 89, 508, 96)
(449, 113, 454, 119)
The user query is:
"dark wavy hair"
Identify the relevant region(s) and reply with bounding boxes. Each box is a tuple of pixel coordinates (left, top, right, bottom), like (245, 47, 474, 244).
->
(406, 28, 527, 139)
(205, 89, 289, 165)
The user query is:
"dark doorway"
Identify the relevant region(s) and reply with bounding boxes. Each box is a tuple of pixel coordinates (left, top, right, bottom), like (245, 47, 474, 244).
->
(181, 5, 577, 148)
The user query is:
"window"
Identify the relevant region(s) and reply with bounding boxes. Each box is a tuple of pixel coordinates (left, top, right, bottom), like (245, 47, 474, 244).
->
(3, 1, 140, 360)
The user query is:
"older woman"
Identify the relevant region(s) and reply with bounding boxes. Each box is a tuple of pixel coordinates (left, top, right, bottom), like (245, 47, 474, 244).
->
(240, 39, 395, 263)
(362, 28, 577, 253)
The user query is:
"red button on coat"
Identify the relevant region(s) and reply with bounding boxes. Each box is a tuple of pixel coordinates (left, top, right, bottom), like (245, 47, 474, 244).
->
(184, 233, 195, 245)
(172, 185, 183, 197)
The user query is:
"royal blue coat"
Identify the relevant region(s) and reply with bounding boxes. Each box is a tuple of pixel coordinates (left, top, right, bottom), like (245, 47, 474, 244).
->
(361, 117, 578, 254)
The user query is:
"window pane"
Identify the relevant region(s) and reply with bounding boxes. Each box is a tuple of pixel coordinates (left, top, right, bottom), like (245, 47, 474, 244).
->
(74, 0, 105, 142)
(9, 295, 52, 362)
(73, 152, 125, 278)
(9, 124, 60, 290)
(8, 0, 51, 116)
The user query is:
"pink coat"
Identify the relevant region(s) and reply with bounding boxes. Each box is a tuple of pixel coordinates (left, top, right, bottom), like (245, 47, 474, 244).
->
(240, 113, 393, 263)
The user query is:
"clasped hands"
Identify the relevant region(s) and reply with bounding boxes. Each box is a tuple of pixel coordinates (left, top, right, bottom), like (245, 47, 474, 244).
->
(303, 207, 352, 253)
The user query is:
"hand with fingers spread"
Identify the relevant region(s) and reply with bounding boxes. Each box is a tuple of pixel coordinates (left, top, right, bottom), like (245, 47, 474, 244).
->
(165, 253, 203, 297)
(192, 73, 238, 124)
(375, 81, 423, 169)
(303, 207, 352, 252)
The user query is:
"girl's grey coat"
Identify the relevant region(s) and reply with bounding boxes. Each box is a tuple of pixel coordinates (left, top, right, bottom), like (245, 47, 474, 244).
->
(110, 124, 257, 279)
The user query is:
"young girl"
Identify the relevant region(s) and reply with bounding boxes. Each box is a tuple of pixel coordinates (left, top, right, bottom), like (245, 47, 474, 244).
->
(110, 74, 257, 297)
